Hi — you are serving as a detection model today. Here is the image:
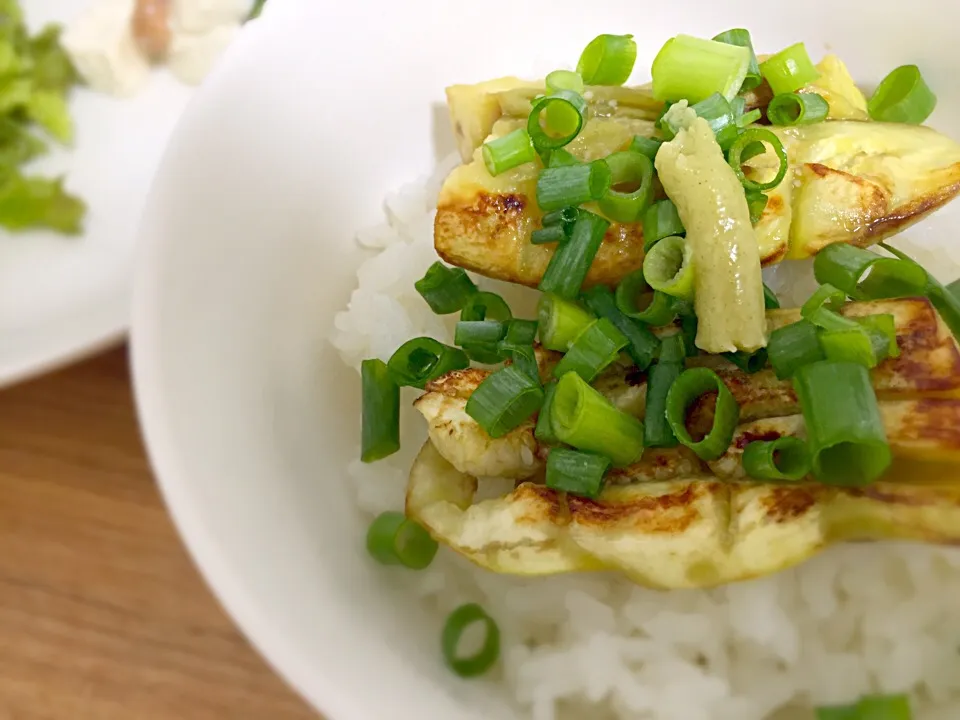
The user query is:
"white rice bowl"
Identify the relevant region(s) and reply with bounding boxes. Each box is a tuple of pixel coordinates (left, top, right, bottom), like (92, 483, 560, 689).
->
(332, 157, 960, 720)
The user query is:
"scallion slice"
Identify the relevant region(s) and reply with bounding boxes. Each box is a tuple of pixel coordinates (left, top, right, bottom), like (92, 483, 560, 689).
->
(553, 318, 628, 383)
(763, 283, 781, 309)
(576, 34, 637, 86)
(759, 42, 820, 95)
(712, 28, 762, 92)
(441, 603, 500, 678)
(652, 34, 751, 102)
(387, 338, 470, 389)
(801, 283, 847, 318)
(547, 148, 580, 167)
(538, 209, 611, 298)
(629, 135, 663, 161)
(665, 367, 740, 461)
(643, 235, 694, 300)
(538, 293, 595, 351)
(482, 128, 537, 176)
(535, 380, 560, 444)
(792, 360, 891, 486)
(738, 108, 762, 126)
(857, 313, 900, 359)
(868, 65, 937, 124)
(504, 319, 538, 346)
(465, 365, 544, 438)
(598, 150, 655, 223)
(366, 511, 438, 569)
(582, 285, 659, 369)
(723, 348, 768, 374)
(746, 190, 768, 225)
(767, 92, 830, 126)
(768, 319, 826, 380)
(742, 437, 811, 482)
(678, 309, 699, 358)
(727, 128, 789, 192)
(644, 334, 684, 448)
(543, 206, 580, 228)
(500, 342, 540, 383)
(551, 372, 645, 466)
(531, 224, 568, 245)
(545, 447, 610, 498)
(528, 90, 589, 152)
(643, 199, 685, 252)
(546, 69, 585, 94)
(815, 704, 862, 720)
(615, 268, 679, 327)
(813, 242, 928, 301)
(536, 161, 612, 212)
(856, 694, 912, 720)
(460, 291, 512, 322)
(819, 324, 879, 368)
(691, 92, 737, 138)
(415, 262, 479, 315)
(455, 320, 506, 347)
(361, 359, 401, 462)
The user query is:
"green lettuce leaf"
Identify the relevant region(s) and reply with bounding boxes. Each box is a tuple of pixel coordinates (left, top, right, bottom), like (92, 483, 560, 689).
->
(0, 173, 85, 234)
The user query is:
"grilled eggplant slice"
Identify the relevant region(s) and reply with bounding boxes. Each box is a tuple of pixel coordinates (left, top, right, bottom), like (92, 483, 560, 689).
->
(407, 441, 960, 589)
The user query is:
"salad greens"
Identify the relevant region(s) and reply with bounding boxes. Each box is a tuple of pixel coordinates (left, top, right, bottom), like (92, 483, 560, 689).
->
(0, 0, 85, 234)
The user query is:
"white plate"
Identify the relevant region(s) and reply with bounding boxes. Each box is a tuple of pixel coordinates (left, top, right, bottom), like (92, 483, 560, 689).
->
(0, 1, 194, 387)
(131, 2, 960, 719)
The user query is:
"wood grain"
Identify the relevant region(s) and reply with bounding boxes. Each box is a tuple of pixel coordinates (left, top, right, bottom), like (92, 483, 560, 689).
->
(0, 347, 316, 720)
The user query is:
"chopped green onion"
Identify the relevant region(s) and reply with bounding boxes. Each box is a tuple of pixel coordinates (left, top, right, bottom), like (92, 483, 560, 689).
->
(645, 335, 685, 448)
(504, 319, 538, 346)
(441, 603, 500, 678)
(727, 128, 789, 192)
(642, 199, 685, 252)
(857, 313, 900, 359)
(723, 348, 768, 374)
(538, 293, 595, 351)
(460, 291, 512, 322)
(692, 92, 736, 137)
(767, 92, 830, 126)
(856, 694, 912, 720)
(815, 704, 862, 720)
(763, 283, 781, 309)
(598, 150, 655, 223)
(643, 235, 694, 300)
(868, 65, 937, 124)
(366, 511, 438, 569)
(482, 128, 537, 176)
(768, 319, 825, 379)
(455, 320, 506, 347)
(738, 108, 762, 126)
(415, 262, 479, 314)
(465, 365, 545, 438)
(949, 278, 960, 301)
(551, 372, 645, 466)
(536, 161, 612, 212)
(538, 209, 611, 298)
(879, 242, 960, 344)
(792, 361, 891, 486)
(678, 308, 699, 357)
(553, 318, 628, 383)
(629, 135, 663, 161)
(545, 69, 585, 94)
(819, 324, 880, 368)
(500, 342, 540, 383)
(545, 448, 610, 498)
(547, 148, 580, 167)
(801, 283, 846, 318)
(712, 28, 762, 92)
(387, 338, 470, 389)
(746, 190, 768, 225)
(576, 34, 637, 86)
(652, 34, 751, 103)
(581, 285, 659, 369)
(759, 42, 820, 96)
(615, 268, 679, 326)
(528, 90, 589, 151)
(543, 206, 580, 228)
(361, 359, 401, 462)
(535, 381, 560, 444)
(742, 437, 811, 481)
(665, 367, 740, 461)
(531, 224, 568, 245)
(813, 243, 928, 301)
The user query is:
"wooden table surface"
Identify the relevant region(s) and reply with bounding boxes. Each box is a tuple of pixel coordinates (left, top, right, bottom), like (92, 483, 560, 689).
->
(0, 346, 316, 720)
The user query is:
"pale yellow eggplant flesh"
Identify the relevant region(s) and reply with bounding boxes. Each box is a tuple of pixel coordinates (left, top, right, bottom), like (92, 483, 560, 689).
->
(406, 442, 960, 589)
(436, 67, 960, 288)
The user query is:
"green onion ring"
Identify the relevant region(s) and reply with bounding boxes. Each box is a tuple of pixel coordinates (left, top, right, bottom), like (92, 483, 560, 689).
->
(665, 367, 740, 461)
(642, 235, 694, 300)
(366, 511, 438, 569)
(727, 128, 789, 192)
(441, 603, 501, 678)
(742, 437, 811, 481)
(527, 89, 588, 151)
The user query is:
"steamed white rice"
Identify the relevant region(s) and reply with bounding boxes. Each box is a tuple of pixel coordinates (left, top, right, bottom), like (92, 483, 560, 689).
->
(332, 156, 960, 720)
